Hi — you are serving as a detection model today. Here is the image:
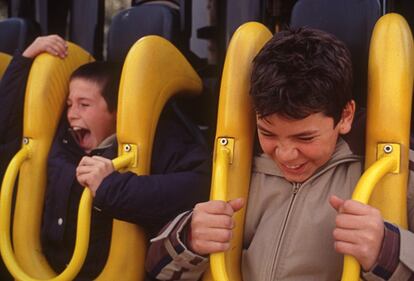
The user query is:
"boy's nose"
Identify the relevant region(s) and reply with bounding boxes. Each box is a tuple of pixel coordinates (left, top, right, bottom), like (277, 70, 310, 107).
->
(67, 107, 79, 121)
(275, 144, 298, 162)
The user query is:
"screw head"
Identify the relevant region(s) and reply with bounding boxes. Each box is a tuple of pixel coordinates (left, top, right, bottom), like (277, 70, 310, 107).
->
(23, 137, 29, 145)
(124, 144, 131, 152)
(383, 145, 393, 154)
(219, 138, 228, 146)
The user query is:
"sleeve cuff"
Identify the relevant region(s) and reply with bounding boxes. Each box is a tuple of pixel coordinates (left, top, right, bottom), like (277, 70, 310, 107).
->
(363, 222, 400, 280)
(146, 211, 209, 280)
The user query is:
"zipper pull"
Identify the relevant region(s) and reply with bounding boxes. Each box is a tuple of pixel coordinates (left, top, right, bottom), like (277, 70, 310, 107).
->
(292, 184, 300, 194)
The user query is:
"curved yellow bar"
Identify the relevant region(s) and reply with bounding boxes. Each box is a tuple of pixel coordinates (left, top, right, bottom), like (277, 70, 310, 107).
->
(0, 43, 94, 280)
(0, 52, 12, 79)
(210, 146, 231, 281)
(205, 22, 272, 281)
(341, 13, 414, 281)
(341, 152, 399, 280)
(96, 35, 202, 281)
(0, 148, 31, 275)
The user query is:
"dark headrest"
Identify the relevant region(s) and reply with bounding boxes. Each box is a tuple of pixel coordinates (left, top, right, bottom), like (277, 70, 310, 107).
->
(107, 4, 181, 62)
(0, 17, 40, 55)
(290, 0, 381, 108)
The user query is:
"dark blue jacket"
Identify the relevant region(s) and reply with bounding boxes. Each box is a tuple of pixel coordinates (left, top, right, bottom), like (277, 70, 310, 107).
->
(0, 54, 32, 180)
(0, 54, 211, 280)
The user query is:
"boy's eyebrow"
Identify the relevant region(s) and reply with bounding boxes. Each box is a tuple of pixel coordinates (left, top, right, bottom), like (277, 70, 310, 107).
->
(257, 123, 319, 137)
(67, 97, 93, 102)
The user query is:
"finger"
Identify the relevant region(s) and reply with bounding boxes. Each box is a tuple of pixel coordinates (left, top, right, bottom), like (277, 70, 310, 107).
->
(78, 156, 99, 166)
(335, 213, 367, 229)
(341, 200, 374, 216)
(333, 240, 358, 256)
(192, 226, 233, 244)
(91, 155, 111, 162)
(91, 156, 114, 168)
(76, 165, 96, 176)
(329, 195, 344, 212)
(228, 198, 245, 212)
(45, 44, 66, 58)
(192, 212, 235, 230)
(195, 200, 235, 217)
(76, 174, 90, 186)
(191, 240, 230, 255)
(333, 227, 361, 244)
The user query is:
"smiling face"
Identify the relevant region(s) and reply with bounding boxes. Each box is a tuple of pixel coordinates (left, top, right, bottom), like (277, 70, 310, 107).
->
(66, 78, 116, 153)
(256, 102, 355, 183)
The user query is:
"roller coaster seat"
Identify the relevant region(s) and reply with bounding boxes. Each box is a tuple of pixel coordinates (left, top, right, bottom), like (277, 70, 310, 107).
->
(0, 17, 40, 55)
(290, 0, 381, 109)
(107, 2, 208, 147)
(107, 3, 182, 63)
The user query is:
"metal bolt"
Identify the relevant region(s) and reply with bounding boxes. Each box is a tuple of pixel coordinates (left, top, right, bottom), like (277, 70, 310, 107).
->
(23, 137, 29, 145)
(124, 144, 131, 152)
(383, 145, 393, 154)
(219, 138, 228, 146)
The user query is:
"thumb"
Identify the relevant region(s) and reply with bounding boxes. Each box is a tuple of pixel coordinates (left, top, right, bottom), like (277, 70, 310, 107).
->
(228, 198, 245, 213)
(329, 195, 344, 213)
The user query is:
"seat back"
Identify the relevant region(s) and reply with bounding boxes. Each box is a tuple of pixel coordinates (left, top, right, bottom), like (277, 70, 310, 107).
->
(0, 17, 40, 55)
(107, 3, 181, 62)
(290, 0, 381, 108)
(69, 0, 104, 60)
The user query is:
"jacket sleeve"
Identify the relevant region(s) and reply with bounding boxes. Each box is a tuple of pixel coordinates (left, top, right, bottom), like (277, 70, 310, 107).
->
(0, 54, 33, 179)
(93, 110, 211, 231)
(145, 211, 209, 281)
(363, 151, 414, 281)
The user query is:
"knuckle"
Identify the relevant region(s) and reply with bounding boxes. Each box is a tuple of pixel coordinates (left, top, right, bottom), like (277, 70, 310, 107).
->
(343, 200, 353, 210)
(332, 228, 340, 239)
(222, 216, 233, 228)
(219, 242, 230, 252)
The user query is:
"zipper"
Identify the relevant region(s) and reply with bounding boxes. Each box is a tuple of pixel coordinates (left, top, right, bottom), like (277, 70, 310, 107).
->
(266, 182, 301, 280)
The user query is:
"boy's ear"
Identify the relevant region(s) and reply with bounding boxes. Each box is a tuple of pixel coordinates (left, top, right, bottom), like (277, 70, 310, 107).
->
(338, 100, 356, 134)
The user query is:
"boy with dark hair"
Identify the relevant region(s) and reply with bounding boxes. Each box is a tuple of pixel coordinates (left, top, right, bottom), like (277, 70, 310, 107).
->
(0, 35, 211, 280)
(145, 27, 414, 280)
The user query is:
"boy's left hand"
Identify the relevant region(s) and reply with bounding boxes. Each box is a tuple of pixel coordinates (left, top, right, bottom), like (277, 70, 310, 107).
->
(76, 156, 114, 197)
(329, 195, 384, 271)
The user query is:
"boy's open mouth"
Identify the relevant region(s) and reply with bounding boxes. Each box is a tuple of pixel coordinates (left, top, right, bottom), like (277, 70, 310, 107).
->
(70, 126, 90, 146)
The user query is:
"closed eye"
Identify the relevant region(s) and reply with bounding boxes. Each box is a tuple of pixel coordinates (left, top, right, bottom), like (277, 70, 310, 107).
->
(297, 136, 316, 142)
(258, 129, 274, 137)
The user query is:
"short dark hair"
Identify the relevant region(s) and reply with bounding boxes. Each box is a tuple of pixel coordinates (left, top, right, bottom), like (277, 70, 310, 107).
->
(70, 61, 122, 112)
(250, 27, 353, 125)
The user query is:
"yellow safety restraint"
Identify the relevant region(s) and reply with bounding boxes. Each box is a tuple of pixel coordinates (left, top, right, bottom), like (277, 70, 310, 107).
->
(96, 35, 202, 281)
(341, 13, 414, 281)
(0, 42, 94, 281)
(0, 36, 202, 281)
(0, 52, 12, 79)
(204, 22, 272, 281)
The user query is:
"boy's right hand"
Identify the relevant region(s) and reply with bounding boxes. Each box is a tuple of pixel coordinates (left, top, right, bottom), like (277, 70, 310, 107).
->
(22, 35, 68, 59)
(189, 198, 244, 255)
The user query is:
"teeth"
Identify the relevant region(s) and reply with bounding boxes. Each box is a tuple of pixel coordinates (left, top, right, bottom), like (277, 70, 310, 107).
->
(286, 164, 301, 169)
(72, 126, 82, 131)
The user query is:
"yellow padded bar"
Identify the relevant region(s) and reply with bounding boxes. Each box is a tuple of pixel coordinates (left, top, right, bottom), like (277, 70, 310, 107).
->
(0, 43, 93, 280)
(204, 22, 272, 281)
(341, 13, 414, 281)
(96, 35, 202, 281)
(0, 52, 12, 79)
